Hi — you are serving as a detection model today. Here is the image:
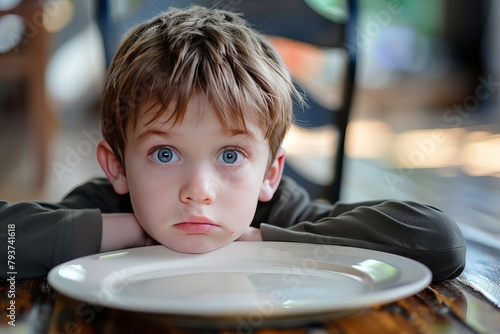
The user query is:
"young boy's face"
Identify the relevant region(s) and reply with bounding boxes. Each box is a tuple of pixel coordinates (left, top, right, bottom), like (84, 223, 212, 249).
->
(104, 94, 284, 253)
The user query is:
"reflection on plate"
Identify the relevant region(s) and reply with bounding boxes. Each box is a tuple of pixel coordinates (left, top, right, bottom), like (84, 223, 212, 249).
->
(48, 242, 431, 327)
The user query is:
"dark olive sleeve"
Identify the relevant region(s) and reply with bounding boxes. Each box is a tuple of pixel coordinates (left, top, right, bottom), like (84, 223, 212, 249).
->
(0, 201, 102, 280)
(256, 177, 466, 281)
(0, 178, 132, 280)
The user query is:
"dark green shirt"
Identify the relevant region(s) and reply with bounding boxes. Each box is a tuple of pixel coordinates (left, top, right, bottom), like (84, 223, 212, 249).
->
(0, 176, 465, 281)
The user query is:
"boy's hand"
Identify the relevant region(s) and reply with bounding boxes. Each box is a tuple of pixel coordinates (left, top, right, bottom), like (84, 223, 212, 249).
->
(101, 213, 156, 252)
(236, 226, 263, 241)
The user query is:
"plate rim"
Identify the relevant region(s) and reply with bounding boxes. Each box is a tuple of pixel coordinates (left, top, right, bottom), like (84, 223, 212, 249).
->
(48, 242, 432, 319)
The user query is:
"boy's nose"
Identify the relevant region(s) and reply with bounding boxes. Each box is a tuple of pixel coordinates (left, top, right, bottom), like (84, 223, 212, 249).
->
(179, 169, 216, 205)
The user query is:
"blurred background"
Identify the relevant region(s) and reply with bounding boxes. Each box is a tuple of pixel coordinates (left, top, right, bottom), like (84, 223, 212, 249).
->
(0, 0, 499, 248)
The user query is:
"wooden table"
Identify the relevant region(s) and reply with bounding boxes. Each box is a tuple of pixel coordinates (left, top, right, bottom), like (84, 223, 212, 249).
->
(1, 240, 499, 334)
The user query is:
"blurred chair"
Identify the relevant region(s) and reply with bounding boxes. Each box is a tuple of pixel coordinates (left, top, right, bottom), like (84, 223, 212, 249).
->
(0, 0, 52, 188)
(96, 0, 357, 203)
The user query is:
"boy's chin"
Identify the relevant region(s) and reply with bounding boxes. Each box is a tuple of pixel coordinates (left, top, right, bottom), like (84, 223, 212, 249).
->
(162, 238, 234, 254)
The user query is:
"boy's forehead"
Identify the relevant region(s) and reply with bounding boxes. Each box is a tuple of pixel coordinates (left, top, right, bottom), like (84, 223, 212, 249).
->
(132, 98, 263, 140)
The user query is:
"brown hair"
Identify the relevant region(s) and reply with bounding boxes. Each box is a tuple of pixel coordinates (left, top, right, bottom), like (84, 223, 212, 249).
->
(101, 6, 302, 165)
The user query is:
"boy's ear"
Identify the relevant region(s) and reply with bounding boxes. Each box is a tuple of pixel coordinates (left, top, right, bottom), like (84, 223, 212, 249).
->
(259, 147, 286, 202)
(96, 139, 129, 194)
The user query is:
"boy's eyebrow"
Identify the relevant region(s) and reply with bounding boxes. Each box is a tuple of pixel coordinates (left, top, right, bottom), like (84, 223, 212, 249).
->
(136, 127, 258, 142)
(136, 128, 172, 142)
(227, 128, 258, 141)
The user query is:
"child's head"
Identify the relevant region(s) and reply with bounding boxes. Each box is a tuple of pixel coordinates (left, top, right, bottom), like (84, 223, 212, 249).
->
(101, 5, 299, 166)
(97, 6, 301, 253)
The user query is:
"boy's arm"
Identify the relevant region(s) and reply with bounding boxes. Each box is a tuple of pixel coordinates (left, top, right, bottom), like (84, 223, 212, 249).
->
(253, 177, 466, 281)
(0, 178, 142, 280)
(101, 213, 155, 252)
(0, 200, 102, 279)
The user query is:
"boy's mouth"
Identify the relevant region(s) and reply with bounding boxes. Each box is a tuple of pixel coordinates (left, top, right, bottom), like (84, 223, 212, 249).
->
(174, 216, 219, 234)
(174, 222, 219, 234)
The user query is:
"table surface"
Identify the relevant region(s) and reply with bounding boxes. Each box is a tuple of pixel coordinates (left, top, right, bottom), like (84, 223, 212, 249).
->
(1, 240, 499, 334)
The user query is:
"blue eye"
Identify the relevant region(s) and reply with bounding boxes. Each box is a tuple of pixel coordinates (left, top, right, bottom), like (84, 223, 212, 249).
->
(218, 149, 244, 165)
(151, 147, 179, 164)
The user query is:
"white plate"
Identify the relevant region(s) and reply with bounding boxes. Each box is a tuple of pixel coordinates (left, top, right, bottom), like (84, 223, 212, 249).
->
(48, 242, 431, 325)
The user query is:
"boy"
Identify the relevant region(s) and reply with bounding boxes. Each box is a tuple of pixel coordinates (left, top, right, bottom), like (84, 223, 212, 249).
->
(0, 6, 465, 281)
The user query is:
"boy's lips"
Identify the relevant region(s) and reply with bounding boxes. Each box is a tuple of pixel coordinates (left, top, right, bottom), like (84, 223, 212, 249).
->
(174, 217, 219, 234)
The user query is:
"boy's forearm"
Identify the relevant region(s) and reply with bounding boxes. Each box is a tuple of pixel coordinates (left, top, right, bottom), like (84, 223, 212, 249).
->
(259, 200, 466, 281)
(100, 213, 151, 252)
(236, 226, 263, 241)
